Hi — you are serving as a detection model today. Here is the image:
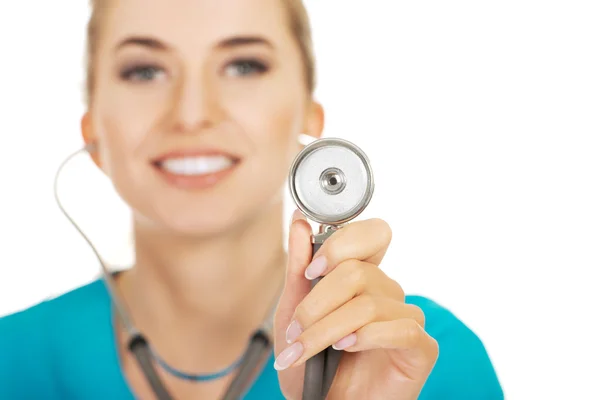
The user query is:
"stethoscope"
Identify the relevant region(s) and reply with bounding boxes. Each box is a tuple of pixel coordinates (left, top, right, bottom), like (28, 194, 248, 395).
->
(53, 137, 374, 400)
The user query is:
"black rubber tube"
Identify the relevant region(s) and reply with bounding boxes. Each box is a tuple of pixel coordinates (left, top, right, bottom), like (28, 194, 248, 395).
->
(128, 333, 174, 400)
(302, 242, 342, 400)
(221, 330, 271, 400)
(130, 239, 342, 400)
(131, 330, 273, 400)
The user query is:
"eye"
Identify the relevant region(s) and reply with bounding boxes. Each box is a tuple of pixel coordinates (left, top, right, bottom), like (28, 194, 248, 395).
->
(120, 65, 166, 82)
(224, 59, 269, 77)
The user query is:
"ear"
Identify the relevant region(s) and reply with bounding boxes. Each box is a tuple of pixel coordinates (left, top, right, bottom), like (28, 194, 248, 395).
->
(303, 101, 324, 140)
(81, 112, 101, 169)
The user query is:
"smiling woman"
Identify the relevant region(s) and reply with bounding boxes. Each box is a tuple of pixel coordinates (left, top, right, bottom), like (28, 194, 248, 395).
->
(0, 0, 503, 399)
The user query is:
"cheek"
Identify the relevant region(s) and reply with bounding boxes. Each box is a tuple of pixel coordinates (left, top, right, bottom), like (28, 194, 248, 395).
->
(94, 90, 165, 172)
(93, 102, 165, 223)
(93, 69, 171, 162)
(227, 92, 305, 207)
(97, 112, 136, 176)
(230, 88, 305, 161)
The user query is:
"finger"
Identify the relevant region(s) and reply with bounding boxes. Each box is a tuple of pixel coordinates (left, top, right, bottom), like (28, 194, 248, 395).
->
(273, 209, 313, 354)
(339, 318, 435, 353)
(286, 260, 404, 343)
(305, 218, 392, 280)
(274, 295, 423, 370)
(339, 318, 439, 384)
(298, 297, 424, 360)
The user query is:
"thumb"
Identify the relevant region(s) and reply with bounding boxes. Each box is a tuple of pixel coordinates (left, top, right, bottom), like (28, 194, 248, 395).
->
(274, 209, 313, 354)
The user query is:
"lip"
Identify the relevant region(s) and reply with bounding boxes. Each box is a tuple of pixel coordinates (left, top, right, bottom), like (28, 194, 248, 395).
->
(152, 148, 242, 164)
(151, 148, 241, 191)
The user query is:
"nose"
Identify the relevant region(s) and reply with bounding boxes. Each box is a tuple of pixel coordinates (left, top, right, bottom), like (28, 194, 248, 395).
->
(169, 72, 224, 134)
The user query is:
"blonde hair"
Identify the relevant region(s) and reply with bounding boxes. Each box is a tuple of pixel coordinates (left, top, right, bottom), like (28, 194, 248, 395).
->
(84, 0, 316, 106)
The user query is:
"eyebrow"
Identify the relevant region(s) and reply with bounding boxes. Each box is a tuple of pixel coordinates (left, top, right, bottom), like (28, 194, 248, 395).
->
(115, 36, 169, 52)
(115, 35, 273, 52)
(217, 36, 273, 49)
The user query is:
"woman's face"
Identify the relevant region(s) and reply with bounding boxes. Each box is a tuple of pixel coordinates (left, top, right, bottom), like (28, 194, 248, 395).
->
(84, 0, 323, 235)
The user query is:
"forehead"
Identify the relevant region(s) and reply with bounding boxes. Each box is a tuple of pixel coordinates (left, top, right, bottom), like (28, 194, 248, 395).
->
(102, 0, 292, 49)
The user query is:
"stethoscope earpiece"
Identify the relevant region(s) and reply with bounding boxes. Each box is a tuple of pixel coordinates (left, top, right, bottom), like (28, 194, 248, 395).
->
(297, 133, 316, 147)
(84, 142, 97, 153)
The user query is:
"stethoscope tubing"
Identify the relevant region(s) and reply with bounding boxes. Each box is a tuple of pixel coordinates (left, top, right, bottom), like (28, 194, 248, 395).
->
(301, 241, 342, 400)
(53, 144, 340, 400)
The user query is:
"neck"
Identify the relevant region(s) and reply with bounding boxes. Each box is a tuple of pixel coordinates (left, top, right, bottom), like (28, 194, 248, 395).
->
(117, 203, 287, 373)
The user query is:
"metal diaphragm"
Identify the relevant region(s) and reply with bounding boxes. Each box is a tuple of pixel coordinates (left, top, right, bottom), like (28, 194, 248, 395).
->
(288, 137, 374, 225)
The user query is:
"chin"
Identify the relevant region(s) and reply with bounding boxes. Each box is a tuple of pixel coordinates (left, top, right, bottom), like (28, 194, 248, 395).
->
(123, 158, 285, 238)
(155, 202, 247, 237)
(133, 192, 268, 239)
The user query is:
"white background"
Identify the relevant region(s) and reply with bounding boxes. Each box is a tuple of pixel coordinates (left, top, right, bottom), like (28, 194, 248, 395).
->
(1, 1, 599, 398)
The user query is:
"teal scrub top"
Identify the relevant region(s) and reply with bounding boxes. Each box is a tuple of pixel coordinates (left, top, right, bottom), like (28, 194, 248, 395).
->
(0, 278, 503, 399)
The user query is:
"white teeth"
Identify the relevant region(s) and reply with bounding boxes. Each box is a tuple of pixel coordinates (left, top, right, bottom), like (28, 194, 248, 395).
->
(160, 156, 234, 175)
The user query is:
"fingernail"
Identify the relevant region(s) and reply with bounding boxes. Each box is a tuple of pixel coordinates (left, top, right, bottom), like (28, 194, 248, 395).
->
(274, 342, 304, 370)
(289, 209, 305, 226)
(305, 256, 327, 280)
(332, 333, 357, 350)
(286, 320, 303, 344)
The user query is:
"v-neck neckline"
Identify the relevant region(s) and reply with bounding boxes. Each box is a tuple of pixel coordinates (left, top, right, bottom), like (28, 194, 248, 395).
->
(94, 275, 278, 399)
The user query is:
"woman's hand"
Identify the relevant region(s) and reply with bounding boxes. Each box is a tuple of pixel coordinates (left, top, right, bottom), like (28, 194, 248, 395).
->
(273, 210, 439, 400)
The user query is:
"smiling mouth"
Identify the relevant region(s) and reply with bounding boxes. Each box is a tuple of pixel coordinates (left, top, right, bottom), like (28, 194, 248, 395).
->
(151, 153, 242, 190)
(154, 155, 239, 176)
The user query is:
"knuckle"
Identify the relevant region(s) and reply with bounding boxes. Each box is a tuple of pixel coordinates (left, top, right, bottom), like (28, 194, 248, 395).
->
(402, 319, 423, 347)
(430, 336, 440, 356)
(356, 295, 379, 322)
(390, 278, 405, 301)
(294, 302, 315, 326)
(409, 304, 426, 327)
(322, 235, 342, 261)
(373, 218, 393, 243)
(341, 260, 368, 290)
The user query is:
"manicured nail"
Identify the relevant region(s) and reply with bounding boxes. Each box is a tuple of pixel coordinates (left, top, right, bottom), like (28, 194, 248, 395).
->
(286, 320, 303, 344)
(305, 256, 327, 280)
(332, 333, 357, 350)
(274, 342, 304, 370)
(289, 209, 305, 226)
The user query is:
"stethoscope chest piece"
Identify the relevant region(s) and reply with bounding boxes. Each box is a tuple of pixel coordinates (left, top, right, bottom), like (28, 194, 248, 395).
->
(289, 137, 375, 226)
(288, 137, 375, 400)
